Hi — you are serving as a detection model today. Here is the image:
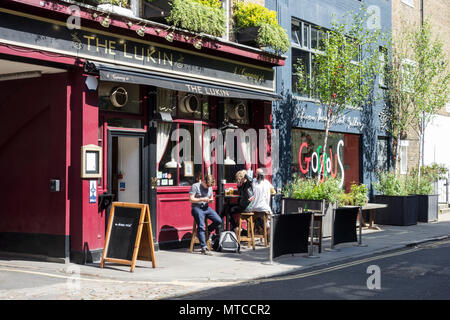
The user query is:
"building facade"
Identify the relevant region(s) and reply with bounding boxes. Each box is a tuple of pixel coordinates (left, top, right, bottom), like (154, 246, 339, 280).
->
(0, 0, 284, 262)
(266, 0, 392, 197)
(392, 0, 450, 181)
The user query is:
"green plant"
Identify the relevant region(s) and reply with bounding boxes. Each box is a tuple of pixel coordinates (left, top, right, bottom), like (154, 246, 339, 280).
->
(232, 1, 289, 54)
(256, 23, 290, 54)
(284, 177, 344, 204)
(373, 171, 408, 196)
(338, 193, 354, 206)
(337, 183, 368, 207)
(407, 164, 447, 195)
(233, 1, 277, 29)
(166, 0, 226, 37)
(295, 6, 386, 182)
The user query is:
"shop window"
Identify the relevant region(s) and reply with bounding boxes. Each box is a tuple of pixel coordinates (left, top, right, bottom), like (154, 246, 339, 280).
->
(99, 82, 141, 114)
(157, 89, 210, 120)
(156, 122, 212, 187)
(291, 129, 345, 183)
(224, 99, 249, 125)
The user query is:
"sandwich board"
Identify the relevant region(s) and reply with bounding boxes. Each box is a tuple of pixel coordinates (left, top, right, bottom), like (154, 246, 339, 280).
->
(100, 202, 156, 272)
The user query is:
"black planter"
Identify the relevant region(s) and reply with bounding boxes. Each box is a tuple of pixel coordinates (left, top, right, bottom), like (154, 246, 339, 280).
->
(235, 26, 260, 46)
(373, 195, 419, 226)
(281, 198, 333, 238)
(142, 0, 171, 23)
(417, 194, 439, 223)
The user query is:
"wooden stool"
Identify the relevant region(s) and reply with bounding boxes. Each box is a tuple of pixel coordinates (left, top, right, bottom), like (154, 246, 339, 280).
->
(253, 211, 269, 247)
(189, 218, 211, 253)
(238, 212, 255, 250)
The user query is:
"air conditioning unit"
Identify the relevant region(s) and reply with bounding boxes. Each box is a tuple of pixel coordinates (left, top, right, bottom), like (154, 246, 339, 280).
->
(180, 94, 200, 113)
(110, 87, 128, 108)
(228, 102, 246, 120)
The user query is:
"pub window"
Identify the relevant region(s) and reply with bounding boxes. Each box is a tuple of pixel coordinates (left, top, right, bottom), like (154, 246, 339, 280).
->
(224, 98, 249, 125)
(99, 82, 141, 114)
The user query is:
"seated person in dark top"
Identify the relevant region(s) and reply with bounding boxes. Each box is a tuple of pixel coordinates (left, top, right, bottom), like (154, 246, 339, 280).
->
(189, 175, 222, 255)
(229, 170, 255, 235)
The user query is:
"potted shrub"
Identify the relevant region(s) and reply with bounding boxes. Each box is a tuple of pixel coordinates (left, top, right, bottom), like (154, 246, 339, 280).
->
(337, 183, 369, 208)
(232, 1, 289, 54)
(372, 171, 418, 226)
(282, 177, 344, 238)
(142, 0, 226, 37)
(407, 164, 447, 222)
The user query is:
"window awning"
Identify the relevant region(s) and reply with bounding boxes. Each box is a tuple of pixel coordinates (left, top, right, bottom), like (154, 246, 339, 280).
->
(91, 62, 281, 101)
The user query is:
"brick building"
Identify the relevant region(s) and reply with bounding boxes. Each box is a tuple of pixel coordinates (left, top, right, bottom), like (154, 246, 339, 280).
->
(391, 0, 450, 178)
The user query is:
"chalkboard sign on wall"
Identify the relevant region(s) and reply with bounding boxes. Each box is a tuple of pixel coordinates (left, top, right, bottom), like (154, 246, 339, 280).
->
(101, 202, 156, 272)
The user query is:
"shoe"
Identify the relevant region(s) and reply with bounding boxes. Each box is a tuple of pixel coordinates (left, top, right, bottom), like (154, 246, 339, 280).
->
(201, 247, 213, 256)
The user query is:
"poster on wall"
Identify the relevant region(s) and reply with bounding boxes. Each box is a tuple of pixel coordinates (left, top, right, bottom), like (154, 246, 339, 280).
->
(89, 180, 97, 203)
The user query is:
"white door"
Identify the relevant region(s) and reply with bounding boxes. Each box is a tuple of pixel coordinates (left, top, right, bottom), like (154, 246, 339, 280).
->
(117, 137, 140, 203)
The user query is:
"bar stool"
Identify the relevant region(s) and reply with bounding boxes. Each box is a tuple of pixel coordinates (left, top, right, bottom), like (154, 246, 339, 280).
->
(189, 218, 211, 253)
(253, 211, 270, 247)
(237, 212, 255, 250)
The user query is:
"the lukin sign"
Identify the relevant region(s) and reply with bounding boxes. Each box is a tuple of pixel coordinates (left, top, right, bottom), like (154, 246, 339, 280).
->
(0, 8, 275, 92)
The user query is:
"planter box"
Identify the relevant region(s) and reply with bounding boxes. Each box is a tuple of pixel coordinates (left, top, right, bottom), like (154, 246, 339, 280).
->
(142, 0, 171, 23)
(417, 194, 439, 223)
(373, 195, 419, 226)
(235, 26, 259, 46)
(281, 198, 333, 238)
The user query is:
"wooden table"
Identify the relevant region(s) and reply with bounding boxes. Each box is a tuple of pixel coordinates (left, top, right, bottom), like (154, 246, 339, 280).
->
(360, 203, 388, 230)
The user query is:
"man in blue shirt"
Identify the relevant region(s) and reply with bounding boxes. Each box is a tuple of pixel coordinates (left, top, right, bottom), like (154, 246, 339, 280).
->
(189, 175, 222, 255)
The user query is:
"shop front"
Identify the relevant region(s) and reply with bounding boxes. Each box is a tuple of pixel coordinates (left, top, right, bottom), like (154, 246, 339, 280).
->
(0, 1, 284, 262)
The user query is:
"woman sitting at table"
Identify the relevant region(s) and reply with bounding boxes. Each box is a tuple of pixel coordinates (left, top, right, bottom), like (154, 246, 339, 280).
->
(229, 170, 255, 235)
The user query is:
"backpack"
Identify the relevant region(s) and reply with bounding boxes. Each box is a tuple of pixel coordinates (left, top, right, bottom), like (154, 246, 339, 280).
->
(213, 231, 240, 253)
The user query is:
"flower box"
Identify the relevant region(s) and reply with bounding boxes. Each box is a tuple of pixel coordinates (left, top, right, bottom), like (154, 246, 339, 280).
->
(373, 195, 419, 226)
(417, 194, 439, 223)
(235, 26, 260, 46)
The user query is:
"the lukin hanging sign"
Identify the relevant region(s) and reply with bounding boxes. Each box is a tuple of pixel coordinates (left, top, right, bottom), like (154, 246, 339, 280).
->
(0, 8, 275, 92)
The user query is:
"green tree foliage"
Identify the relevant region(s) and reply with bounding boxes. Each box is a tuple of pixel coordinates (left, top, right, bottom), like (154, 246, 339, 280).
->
(295, 7, 386, 182)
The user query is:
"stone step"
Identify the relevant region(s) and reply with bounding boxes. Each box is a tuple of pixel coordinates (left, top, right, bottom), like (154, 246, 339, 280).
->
(439, 208, 450, 214)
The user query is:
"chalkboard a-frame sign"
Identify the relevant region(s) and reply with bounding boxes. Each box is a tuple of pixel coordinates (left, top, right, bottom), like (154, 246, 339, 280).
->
(100, 202, 156, 272)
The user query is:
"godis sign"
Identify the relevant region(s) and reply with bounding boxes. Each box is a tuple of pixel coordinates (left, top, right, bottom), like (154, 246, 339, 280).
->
(297, 140, 345, 187)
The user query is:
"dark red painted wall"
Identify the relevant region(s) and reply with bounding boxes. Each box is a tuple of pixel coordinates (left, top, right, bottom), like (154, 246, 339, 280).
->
(0, 73, 68, 235)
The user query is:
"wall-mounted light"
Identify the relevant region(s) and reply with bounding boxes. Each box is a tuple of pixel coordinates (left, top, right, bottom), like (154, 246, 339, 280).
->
(136, 25, 146, 37)
(100, 15, 110, 28)
(165, 31, 174, 42)
(93, 13, 98, 19)
(194, 39, 202, 50)
(127, 21, 133, 28)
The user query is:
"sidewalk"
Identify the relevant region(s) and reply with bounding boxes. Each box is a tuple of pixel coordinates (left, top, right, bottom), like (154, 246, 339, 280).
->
(0, 212, 449, 299)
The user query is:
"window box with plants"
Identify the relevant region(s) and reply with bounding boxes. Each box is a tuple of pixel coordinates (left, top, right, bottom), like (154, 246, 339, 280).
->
(372, 171, 419, 226)
(407, 164, 448, 223)
(232, 1, 289, 55)
(143, 0, 226, 38)
(282, 177, 344, 238)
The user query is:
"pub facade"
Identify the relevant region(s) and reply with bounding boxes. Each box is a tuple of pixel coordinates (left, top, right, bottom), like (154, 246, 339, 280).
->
(0, 0, 284, 262)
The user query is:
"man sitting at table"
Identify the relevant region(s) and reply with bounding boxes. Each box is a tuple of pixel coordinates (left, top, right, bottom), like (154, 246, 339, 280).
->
(230, 170, 254, 235)
(252, 168, 274, 236)
(189, 175, 222, 255)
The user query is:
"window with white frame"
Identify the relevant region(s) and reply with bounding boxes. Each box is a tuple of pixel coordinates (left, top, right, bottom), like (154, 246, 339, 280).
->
(291, 19, 327, 99)
(401, 58, 417, 93)
(379, 47, 388, 88)
(399, 140, 409, 174)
